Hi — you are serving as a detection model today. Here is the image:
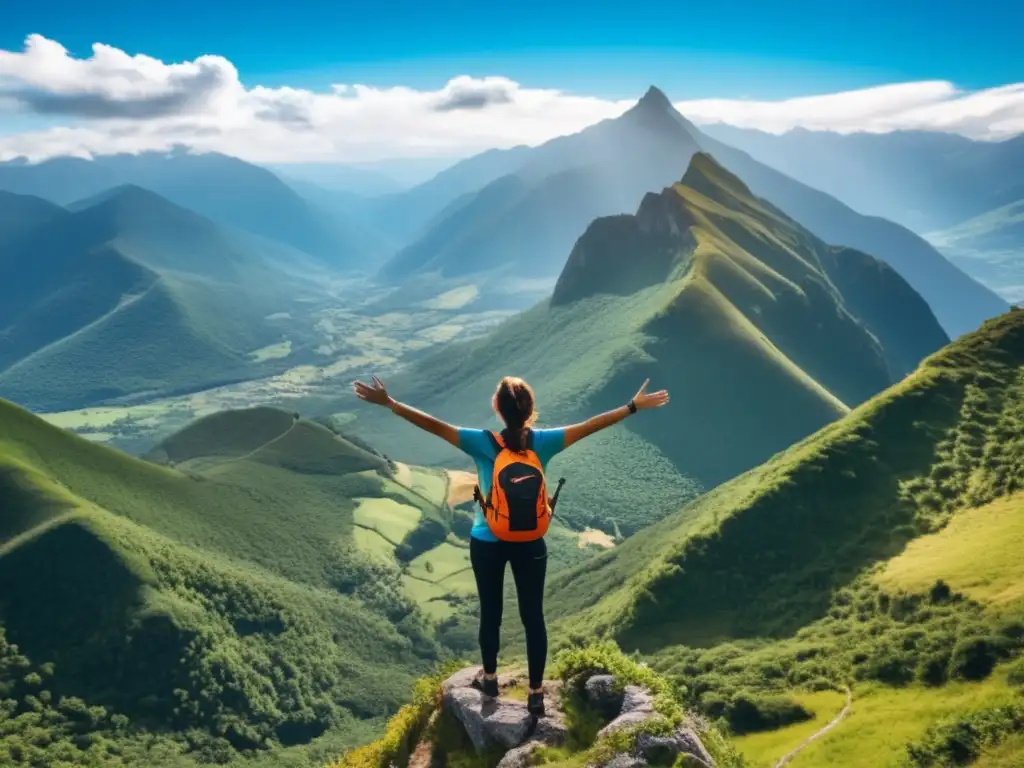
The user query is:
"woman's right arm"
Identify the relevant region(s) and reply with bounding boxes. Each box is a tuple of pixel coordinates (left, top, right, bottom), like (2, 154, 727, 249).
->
(563, 379, 669, 448)
(353, 376, 460, 448)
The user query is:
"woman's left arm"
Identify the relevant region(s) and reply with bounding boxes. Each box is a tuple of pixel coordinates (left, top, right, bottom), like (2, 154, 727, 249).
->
(353, 376, 460, 448)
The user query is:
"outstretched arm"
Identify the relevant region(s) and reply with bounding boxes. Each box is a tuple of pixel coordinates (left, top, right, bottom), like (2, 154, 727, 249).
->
(353, 376, 460, 448)
(563, 379, 669, 448)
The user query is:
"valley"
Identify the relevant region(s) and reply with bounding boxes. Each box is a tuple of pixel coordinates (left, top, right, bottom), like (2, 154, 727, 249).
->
(1, 66, 1023, 768)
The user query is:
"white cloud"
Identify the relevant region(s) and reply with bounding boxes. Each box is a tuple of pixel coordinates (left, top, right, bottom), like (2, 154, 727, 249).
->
(1, 34, 1022, 164)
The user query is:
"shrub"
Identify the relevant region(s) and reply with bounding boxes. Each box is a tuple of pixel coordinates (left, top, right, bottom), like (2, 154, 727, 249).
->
(916, 653, 950, 687)
(328, 662, 461, 768)
(905, 704, 1024, 766)
(724, 692, 812, 735)
(948, 636, 1006, 681)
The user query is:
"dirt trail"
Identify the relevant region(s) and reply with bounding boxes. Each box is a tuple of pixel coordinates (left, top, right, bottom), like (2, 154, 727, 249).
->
(774, 687, 852, 768)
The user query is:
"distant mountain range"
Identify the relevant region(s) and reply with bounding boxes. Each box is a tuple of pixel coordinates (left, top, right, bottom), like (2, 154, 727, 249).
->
(375, 87, 1008, 339)
(0, 186, 328, 411)
(701, 125, 1024, 233)
(0, 150, 387, 268)
(349, 153, 949, 534)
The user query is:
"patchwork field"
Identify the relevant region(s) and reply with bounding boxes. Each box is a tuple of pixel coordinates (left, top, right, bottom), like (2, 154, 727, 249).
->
(35, 281, 517, 453)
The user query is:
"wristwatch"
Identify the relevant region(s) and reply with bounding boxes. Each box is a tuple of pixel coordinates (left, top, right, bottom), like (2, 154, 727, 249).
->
(627, 400, 638, 414)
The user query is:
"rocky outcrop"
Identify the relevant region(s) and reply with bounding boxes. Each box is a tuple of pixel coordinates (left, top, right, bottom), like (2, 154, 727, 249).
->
(440, 667, 716, 768)
(441, 667, 568, 752)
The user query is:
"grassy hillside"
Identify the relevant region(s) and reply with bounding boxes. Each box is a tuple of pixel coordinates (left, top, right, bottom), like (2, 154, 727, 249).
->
(536, 308, 1024, 766)
(348, 153, 947, 540)
(0, 399, 463, 766)
(0, 185, 332, 411)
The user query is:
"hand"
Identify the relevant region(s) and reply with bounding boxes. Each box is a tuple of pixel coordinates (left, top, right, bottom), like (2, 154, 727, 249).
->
(353, 376, 393, 408)
(632, 379, 670, 411)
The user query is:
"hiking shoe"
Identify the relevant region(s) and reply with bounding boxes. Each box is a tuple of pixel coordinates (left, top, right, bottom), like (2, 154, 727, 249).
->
(527, 691, 545, 718)
(472, 675, 499, 698)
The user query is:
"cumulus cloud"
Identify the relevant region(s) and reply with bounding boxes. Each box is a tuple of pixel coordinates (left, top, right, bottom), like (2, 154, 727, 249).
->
(433, 76, 517, 111)
(0, 34, 1022, 164)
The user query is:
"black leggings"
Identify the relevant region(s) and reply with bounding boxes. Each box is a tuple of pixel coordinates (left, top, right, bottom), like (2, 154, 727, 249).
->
(469, 537, 548, 689)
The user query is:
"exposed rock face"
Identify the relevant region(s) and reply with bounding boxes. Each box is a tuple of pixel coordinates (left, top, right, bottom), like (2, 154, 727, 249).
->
(597, 685, 658, 738)
(441, 667, 566, 752)
(584, 674, 623, 718)
(440, 667, 715, 767)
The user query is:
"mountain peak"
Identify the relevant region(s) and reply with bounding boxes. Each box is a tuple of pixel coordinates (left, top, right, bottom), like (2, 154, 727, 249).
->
(680, 152, 754, 200)
(637, 85, 672, 111)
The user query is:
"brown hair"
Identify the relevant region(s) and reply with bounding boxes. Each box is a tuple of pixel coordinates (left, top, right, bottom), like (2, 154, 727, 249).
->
(492, 376, 537, 452)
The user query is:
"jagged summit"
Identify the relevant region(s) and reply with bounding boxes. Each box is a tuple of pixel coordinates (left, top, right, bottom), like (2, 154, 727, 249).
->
(637, 84, 673, 110)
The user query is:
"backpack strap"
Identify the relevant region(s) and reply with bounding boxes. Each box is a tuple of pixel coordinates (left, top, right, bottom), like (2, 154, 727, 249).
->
(486, 431, 503, 454)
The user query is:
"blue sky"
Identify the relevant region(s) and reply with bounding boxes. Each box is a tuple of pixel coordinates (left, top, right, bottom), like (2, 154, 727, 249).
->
(3, 0, 1023, 99)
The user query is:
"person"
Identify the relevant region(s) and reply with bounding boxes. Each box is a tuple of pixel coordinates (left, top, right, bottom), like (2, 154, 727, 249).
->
(352, 374, 670, 716)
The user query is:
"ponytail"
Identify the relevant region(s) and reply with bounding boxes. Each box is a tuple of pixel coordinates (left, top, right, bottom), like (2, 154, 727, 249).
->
(493, 377, 536, 453)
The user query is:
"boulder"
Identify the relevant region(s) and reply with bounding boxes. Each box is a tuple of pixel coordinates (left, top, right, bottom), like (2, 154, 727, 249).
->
(441, 667, 565, 752)
(602, 754, 649, 768)
(622, 686, 656, 715)
(497, 741, 543, 768)
(635, 728, 715, 767)
(585, 675, 624, 718)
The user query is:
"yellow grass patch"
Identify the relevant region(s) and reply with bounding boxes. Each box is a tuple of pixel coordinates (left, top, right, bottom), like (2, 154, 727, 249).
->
(352, 498, 422, 544)
(876, 492, 1024, 607)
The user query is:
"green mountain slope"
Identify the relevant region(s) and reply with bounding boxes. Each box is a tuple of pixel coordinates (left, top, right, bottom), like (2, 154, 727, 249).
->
(377, 87, 1005, 339)
(349, 153, 948, 536)
(546, 307, 1024, 648)
(0, 399, 453, 766)
(0, 186, 327, 411)
(536, 307, 1024, 768)
(0, 151, 384, 267)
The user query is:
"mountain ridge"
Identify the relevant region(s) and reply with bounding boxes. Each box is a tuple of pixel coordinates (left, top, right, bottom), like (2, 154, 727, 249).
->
(377, 87, 1007, 338)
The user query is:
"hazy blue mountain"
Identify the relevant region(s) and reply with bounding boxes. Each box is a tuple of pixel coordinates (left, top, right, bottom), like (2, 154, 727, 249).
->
(267, 162, 405, 195)
(377, 87, 1007, 338)
(0, 187, 325, 411)
(701, 125, 1024, 232)
(366, 144, 535, 243)
(928, 198, 1024, 303)
(0, 151, 386, 268)
(0, 190, 68, 246)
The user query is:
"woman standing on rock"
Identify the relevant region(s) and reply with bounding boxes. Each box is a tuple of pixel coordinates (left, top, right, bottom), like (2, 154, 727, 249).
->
(353, 375, 670, 716)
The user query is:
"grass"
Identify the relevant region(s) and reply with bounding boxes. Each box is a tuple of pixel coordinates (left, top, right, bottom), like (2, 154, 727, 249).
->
(877, 492, 1024, 607)
(975, 733, 1024, 766)
(732, 689, 848, 767)
(408, 467, 449, 506)
(408, 542, 471, 583)
(353, 527, 398, 566)
(353, 498, 424, 544)
(791, 673, 1020, 767)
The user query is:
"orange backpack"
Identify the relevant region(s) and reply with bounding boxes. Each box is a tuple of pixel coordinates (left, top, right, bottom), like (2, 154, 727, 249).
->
(474, 431, 565, 543)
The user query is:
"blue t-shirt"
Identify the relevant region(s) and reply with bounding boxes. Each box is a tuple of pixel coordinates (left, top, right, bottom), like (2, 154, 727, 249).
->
(457, 428, 567, 542)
